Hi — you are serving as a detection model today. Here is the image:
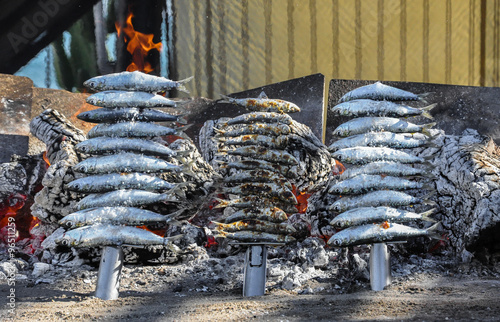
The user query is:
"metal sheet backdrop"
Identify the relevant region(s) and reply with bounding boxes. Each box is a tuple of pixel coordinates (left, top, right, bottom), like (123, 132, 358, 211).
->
(170, 0, 500, 99)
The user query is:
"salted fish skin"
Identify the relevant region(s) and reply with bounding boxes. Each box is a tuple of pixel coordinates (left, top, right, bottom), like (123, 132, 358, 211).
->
(332, 147, 427, 165)
(220, 93, 300, 113)
(88, 122, 188, 138)
(59, 206, 179, 228)
(56, 224, 182, 247)
(338, 82, 423, 103)
(84, 71, 193, 93)
(86, 90, 179, 108)
(76, 189, 179, 210)
(328, 222, 441, 247)
(331, 99, 435, 119)
(328, 190, 435, 213)
(67, 173, 177, 193)
(338, 161, 432, 180)
(328, 174, 427, 195)
(220, 182, 297, 204)
(73, 153, 182, 174)
(221, 207, 288, 224)
(330, 206, 437, 228)
(225, 112, 293, 125)
(217, 134, 288, 149)
(216, 122, 291, 137)
(332, 116, 434, 137)
(328, 131, 432, 151)
(77, 107, 183, 124)
(213, 219, 296, 235)
(75, 137, 178, 158)
(219, 145, 299, 165)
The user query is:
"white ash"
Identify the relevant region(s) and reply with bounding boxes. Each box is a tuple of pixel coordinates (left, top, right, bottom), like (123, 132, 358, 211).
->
(0, 162, 26, 200)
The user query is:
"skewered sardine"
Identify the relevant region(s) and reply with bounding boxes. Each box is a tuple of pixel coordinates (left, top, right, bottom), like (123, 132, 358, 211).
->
(59, 207, 182, 228)
(218, 145, 298, 165)
(225, 112, 293, 125)
(328, 174, 431, 195)
(86, 90, 181, 108)
(77, 107, 186, 124)
(88, 122, 190, 138)
(213, 219, 296, 234)
(331, 99, 435, 119)
(73, 153, 185, 174)
(84, 71, 193, 93)
(75, 137, 180, 158)
(76, 189, 180, 210)
(67, 173, 185, 194)
(338, 161, 433, 180)
(220, 91, 300, 113)
(338, 82, 426, 102)
(332, 147, 430, 164)
(330, 206, 436, 228)
(221, 207, 288, 224)
(328, 222, 442, 247)
(56, 224, 183, 247)
(328, 190, 436, 213)
(328, 132, 435, 151)
(332, 117, 435, 137)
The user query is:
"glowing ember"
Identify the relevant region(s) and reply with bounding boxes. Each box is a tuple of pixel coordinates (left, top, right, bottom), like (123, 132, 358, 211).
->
(204, 235, 218, 248)
(116, 11, 163, 73)
(136, 225, 168, 237)
(332, 159, 346, 176)
(380, 221, 390, 229)
(292, 185, 312, 214)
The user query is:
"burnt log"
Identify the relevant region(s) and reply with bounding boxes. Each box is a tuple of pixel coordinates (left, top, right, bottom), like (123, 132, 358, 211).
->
(413, 129, 500, 262)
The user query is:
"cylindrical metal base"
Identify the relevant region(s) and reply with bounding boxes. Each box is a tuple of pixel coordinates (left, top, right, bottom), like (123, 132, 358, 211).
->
(369, 243, 391, 291)
(95, 246, 124, 300)
(243, 245, 267, 297)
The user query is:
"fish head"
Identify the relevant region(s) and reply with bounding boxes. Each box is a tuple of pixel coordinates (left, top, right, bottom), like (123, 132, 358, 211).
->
(330, 202, 343, 213)
(328, 237, 343, 247)
(58, 218, 75, 229)
(55, 233, 78, 247)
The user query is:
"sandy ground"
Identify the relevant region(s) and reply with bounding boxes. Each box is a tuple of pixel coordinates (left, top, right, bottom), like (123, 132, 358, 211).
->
(2, 263, 500, 321)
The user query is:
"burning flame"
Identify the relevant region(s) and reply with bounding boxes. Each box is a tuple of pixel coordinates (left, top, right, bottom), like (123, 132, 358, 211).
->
(292, 185, 312, 214)
(332, 159, 346, 176)
(42, 151, 51, 167)
(116, 11, 163, 73)
(136, 225, 168, 236)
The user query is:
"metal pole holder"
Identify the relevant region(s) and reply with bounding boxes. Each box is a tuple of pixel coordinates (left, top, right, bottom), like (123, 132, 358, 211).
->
(95, 246, 124, 300)
(243, 245, 268, 297)
(369, 243, 391, 291)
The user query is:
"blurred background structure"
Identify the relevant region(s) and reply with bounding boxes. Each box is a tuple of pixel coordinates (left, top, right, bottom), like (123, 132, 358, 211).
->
(1, 0, 500, 96)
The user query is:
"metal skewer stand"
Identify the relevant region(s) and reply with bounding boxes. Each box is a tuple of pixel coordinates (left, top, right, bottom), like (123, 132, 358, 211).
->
(243, 244, 268, 297)
(95, 246, 124, 300)
(369, 242, 391, 291)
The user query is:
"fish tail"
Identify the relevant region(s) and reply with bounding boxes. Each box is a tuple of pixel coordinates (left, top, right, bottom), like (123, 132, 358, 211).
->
(179, 161, 198, 179)
(422, 199, 437, 206)
(161, 193, 181, 203)
(213, 198, 229, 209)
(423, 141, 439, 148)
(211, 221, 227, 231)
(167, 182, 189, 199)
(175, 124, 192, 140)
(418, 92, 434, 104)
(176, 76, 194, 94)
(426, 222, 446, 241)
(419, 208, 437, 223)
(214, 230, 228, 238)
(176, 115, 188, 125)
(213, 127, 225, 135)
(421, 122, 436, 136)
(420, 103, 437, 120)
(218, 94, 234, 104)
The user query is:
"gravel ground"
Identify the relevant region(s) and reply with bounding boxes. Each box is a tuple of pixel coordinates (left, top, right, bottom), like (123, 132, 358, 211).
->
(1, 242, 500, 321)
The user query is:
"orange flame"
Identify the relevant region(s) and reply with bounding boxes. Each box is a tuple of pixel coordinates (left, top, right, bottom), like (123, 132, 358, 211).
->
(136, 225, 168, 236)
(116, 11, 162, 73)
(292, 185, 312, 214)
(332, 159, 346, 176)
(42, 151, 51, 167)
